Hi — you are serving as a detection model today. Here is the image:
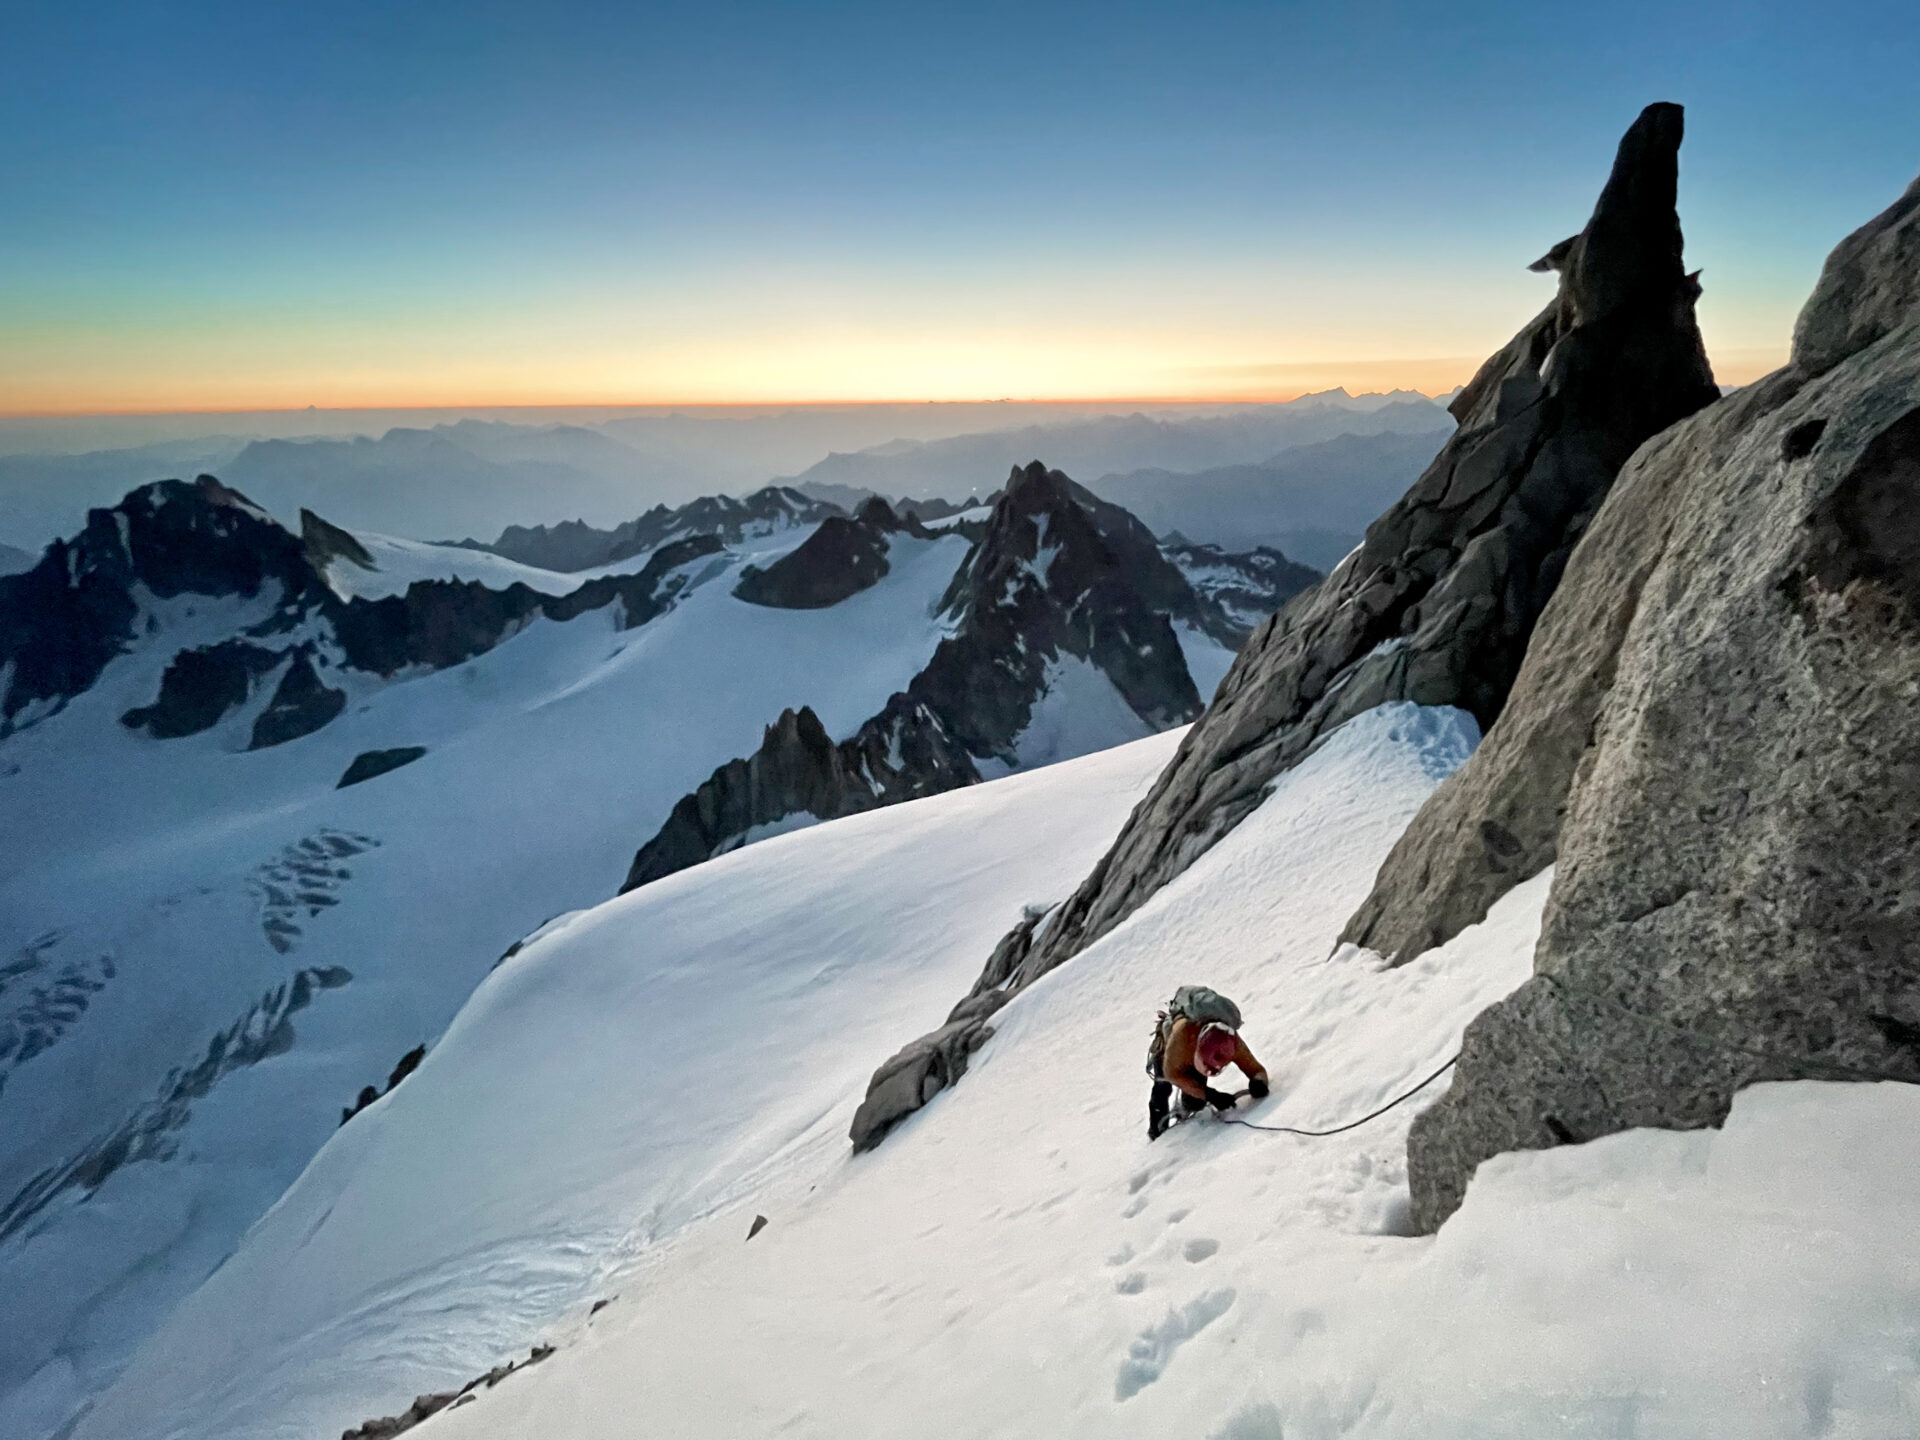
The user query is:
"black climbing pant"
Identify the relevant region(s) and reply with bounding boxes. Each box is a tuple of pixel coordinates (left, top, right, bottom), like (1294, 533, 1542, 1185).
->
(1147, 1078, 1207, 1137)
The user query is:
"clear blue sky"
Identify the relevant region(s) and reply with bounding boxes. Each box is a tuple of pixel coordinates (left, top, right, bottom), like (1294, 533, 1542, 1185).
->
(3, 0, 1915, 410)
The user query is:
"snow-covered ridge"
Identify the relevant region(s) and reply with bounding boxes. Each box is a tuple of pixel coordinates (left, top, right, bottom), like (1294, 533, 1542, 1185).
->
(321, 531, 610, 600)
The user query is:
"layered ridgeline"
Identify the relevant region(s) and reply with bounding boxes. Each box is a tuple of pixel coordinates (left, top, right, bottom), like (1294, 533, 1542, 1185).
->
(621, 463, 1313, 892)
(1385, 175, 1920, 1228)
(0, 469, 1305, 1439)
(846, 101, 1721, 1150)
(460, 485, 839, 573)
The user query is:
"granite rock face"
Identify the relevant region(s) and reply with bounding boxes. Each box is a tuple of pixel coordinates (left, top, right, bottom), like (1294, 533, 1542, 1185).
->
(1407, 171, 1920, 1231)
(983, 102, 1719, 998)
(623, 463, 1215, 892)
(848, 1006, 1004, 1152)
(1336, 408, 1715, 964)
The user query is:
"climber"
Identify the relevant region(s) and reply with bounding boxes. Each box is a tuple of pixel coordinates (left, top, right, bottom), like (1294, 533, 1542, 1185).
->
(1146, 985, 1269, 1139)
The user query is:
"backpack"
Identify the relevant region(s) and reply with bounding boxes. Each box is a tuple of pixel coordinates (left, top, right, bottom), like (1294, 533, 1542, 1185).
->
(1144, 985, 1243, 1077)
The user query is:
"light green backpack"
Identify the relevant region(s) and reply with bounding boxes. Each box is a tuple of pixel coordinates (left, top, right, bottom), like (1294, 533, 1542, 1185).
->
(1145, 985, 1243, 1076)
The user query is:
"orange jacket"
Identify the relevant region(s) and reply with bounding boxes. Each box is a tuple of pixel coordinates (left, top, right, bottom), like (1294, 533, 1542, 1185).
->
(1160, 1016, 1267, 1100)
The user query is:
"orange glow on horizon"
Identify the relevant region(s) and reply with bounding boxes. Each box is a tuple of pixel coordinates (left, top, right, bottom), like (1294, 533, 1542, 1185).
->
(0, 343, 1789, 419)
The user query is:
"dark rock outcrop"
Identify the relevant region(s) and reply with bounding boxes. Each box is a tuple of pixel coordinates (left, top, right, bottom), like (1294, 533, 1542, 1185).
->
(912, 461, 1204, 759)
(339, 1041, 429, 1124)
(622, 464, 1212, 892)
(1406, 170, 1920, 1230)
(968, 102, 1719, 1004)
(301, 507, 376, 573)
(121, 640, 282, 738)
(623, 699, 978, 892)
(338, 746, 429, 788)
(733, 501, 908, 609)
(339, 1343, 554, 1440)
(248, 647, 348, 749)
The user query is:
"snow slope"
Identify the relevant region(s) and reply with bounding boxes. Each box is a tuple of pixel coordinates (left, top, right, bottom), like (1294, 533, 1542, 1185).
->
(73, 726, 1192, 1440)
(0, 527, 973, 1438)
(85, 702, 1920, 1440)
(321, 532, 597, 599)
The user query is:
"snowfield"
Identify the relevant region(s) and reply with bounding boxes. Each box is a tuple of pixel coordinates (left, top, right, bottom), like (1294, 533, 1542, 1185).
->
(73, 700, 1920, 1439)
(0, 526, 976, 1438)
(319, 531, 598, 599)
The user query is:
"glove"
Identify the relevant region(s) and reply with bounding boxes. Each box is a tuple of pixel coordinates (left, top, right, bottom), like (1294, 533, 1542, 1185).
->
(1179, 1089, 1208, 1114)
(1205, 1087, 1237, 1111)
(1248, 1076, 1270, 1100)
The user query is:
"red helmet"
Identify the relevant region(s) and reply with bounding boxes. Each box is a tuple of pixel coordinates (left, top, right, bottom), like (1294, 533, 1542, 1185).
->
(1195, 1022, 1238, 1075)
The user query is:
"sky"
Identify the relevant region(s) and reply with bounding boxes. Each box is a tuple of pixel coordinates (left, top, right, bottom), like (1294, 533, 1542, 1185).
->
(2, 0, 1916, 414)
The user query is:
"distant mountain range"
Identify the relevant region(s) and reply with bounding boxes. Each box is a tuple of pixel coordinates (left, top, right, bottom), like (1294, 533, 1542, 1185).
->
(1088, 425, 1454, 569)
(775, 397, 1453, 505)
(0, 392, 1455, 570)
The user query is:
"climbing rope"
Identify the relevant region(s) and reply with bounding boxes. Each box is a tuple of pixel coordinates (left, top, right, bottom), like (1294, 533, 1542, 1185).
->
(1198, 970, 1920, 1143)
(1215, 1052, 1460, 1137)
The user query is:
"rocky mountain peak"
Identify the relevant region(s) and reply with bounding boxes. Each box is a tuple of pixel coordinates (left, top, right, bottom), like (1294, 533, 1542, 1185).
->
(624, 467, 1235, 896)
(1399, 165, 1920, 1229)
(300, 508, 375, 574)
(854, 495, 904, 530)
(840, 103, 1726, 1149)
(1340, 150, 1920, 974)
(0, 478, 325, 734)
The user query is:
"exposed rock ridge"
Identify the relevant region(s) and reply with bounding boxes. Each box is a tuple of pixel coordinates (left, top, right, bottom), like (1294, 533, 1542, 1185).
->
(620, 463, 1212, 892)
(966, 101, 1719, 1003)
(622, 701, 977, 892)
(301, 507, 376, 572)
(1342, 163, 1920, 968)
(1406, 168, 1920, 1230)
(914, 461, 1204, 756)
(1161, 540, 1323, 650)
(0, 476, 722, 745)
(467, 485, 838, 572)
